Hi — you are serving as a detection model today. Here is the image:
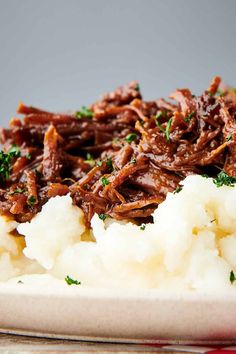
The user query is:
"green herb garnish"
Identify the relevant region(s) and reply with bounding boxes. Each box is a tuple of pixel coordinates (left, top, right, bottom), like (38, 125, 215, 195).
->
(226, 135, 232, 142)
(8, 145, 21, 157)
(184, 111, 195, 123)
(27, 195, 37, 206)
(135, 83, 140, 91)
(165, 118, 173, 141)
(156, 111, 165, 120)
(9, 188, 26, 195)
(75, 106, 93, 119)
(140, 224, 146, 231)
(96, 160, 103, 167)
(173, 186, 183, 194)
(106, 158, 113, 170)
(0, 145, 21, 182)
(213, 171, 236, 188)
(65, 275, 81, 286)
(125, 133, 137, 144)
(26, 153, 32, 160)
(85, 153, 95, 166)
(130, 158, 136, 164)
(99, 213, 107, 221)
(155, 114, 173, 142)
(230, 270, 236, 284)
(202, 174, 209, 178)
(101, 176, 109, 187)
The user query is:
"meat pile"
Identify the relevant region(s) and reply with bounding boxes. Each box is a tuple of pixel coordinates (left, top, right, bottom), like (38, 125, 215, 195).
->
(0, 76, 236, 226)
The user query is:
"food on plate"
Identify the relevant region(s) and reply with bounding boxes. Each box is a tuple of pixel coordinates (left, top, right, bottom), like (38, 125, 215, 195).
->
(1, 76, 236, 290)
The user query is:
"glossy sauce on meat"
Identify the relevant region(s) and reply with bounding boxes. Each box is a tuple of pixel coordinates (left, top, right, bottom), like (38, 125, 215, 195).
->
(0, 77, 235, 226)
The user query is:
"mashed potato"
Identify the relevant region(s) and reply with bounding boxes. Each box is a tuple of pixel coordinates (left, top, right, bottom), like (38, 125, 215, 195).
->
(1, 175, 236, 291)
(18, 195, 85, 269)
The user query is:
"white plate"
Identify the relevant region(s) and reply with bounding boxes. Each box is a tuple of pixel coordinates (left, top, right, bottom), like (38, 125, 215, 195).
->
(0, 284, 236, 344)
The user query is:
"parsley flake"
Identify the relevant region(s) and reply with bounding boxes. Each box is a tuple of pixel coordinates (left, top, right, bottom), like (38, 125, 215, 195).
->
(9, 188, 26, 196)
(27, 195, 37, 206)
(75, 106, 93, 119)
(65, 275, 81, 286)
(8, 145, 21, 157)
(96, 160, 103, 167)
(0, 145, 21, 182)
(140, 224, 146, 231)
(85, 153, 95, 166)
(174, 186, 183, 194)
(184, 111, 195, 123)
(101, 176, 109, 187)
(226, 135, 232, 142)
(125, 133, 137, 144)
(213, 171, 236, 188)
(106, 158, 113, 170)
(130, 158, 136, 164)
(26, 153, 32, 160)
(99, 213, 107, 221)
(155, 114, 173, 142)
(230, 270, 236, 284)
(165, 118, 173, 141)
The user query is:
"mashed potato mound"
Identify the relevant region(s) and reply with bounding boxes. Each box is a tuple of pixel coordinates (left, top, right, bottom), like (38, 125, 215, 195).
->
(18, 195, 85, 269)
(2, 175, 236, 291)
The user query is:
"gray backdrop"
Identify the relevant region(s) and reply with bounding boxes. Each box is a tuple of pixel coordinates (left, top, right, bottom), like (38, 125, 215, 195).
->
(0, 0, 235, 125)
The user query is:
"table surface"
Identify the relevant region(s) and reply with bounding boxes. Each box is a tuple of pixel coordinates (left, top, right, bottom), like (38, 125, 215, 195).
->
(0, 333, 193, 353)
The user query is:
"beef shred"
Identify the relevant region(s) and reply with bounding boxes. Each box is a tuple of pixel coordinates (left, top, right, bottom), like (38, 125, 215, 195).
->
(1, 77, 236, 226)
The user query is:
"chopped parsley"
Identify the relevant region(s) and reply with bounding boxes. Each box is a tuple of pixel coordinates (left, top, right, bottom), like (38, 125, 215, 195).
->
(174, 186, 183, 194)
(9, 188, 26, 195)
(27, 195, 37, 206)
(26, 153, 32, 160)
(75, 106, 93, 119)
(213, 171, 236, 188)
(156, 111, 165, 120)
(184, 111, 195, 123)
(165, 118, 173, 142)
(99, 213, 107, 221)
(130, 158, 136, 164)
(135, 83, 140, 91)
(226, 135, 232, 142)
(85, 153, 95, 166)
(140, 224, 146, 231)
(65, 275, 81, 286)
(17, 280, 23, 284)
(125, 133, 137, 144)
(202, 173, 209, 178)
(96, 160, 103, 167)
(101, 176, 109, 187)
(155, 114, 173, 142)
(106, 157, 113, 170)
(0, 145, 21, 182)
(230, 270, 236, 284)
(8, 144, 21, 157)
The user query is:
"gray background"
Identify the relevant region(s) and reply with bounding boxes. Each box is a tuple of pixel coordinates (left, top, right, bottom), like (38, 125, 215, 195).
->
(0, 0, 235, 125)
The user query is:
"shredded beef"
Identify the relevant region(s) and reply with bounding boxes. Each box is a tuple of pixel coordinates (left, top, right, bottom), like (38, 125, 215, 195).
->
(0, 77, 235, 226)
